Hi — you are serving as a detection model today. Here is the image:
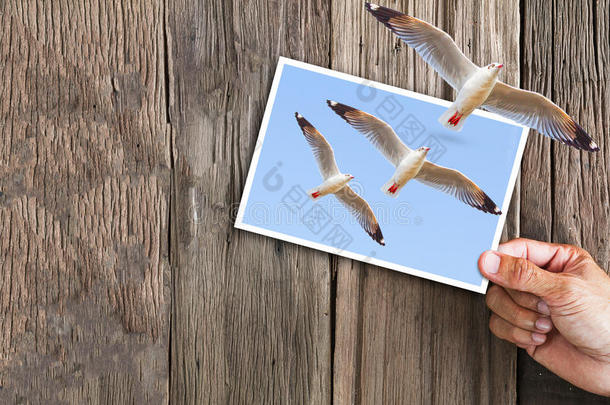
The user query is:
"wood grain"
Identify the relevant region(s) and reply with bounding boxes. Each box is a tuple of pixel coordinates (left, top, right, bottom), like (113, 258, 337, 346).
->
(167, 0, 333, 403)
(331, 0, 519, 403)
(0, 0, 170, 403)
(518, 0, 610, 403)
(1, 0, 608, 403)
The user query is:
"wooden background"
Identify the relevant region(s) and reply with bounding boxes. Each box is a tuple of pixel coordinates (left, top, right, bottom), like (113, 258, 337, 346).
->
(1, 0, 608, 403)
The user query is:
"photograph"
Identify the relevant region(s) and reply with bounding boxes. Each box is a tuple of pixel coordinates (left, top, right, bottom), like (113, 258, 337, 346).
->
(4, 0, 609, 402)
(235, 58, 528, 293)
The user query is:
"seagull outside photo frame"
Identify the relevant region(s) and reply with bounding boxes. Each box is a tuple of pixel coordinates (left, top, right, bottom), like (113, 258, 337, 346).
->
(235, 57, 529, 293)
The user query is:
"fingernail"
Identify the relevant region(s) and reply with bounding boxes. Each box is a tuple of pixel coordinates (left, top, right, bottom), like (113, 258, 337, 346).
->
(535, 318, 552, 331)
(482, 251, 501, 274)
(531, 332, 546, 344)
(537, 301, 550, 315)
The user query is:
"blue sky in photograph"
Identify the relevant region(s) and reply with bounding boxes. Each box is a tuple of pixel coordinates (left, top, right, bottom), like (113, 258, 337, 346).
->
(240, 62, 524, 288)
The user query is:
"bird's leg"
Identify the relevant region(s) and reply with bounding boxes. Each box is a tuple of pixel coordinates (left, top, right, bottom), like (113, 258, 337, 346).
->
(453, 113, 463, 125)
(448, 111, 458, 124)
(448, 111, 459, 125)
(448, 111, 463, 126)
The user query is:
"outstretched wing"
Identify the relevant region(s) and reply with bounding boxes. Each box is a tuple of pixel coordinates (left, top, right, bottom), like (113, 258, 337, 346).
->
(335, 186, 385, 245)
(295, 113, 341, 179)
(415, 161, 502, 215)
(366, 3, 477, 90)
(327, 100, 410, 166)
(483, 82, 599, 152)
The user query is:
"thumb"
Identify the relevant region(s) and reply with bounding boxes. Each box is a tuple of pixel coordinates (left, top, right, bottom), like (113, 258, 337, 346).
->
(479, 250, 563, 298)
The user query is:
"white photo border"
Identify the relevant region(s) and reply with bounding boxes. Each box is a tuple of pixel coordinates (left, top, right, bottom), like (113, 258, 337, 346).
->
(235, 57, 529, 294)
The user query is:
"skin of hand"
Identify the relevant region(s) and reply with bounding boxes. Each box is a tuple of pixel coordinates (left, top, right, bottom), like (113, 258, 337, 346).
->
(478, 238, 610, 396)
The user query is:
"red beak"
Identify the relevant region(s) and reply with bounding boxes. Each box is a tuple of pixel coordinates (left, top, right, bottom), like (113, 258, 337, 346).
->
(424, 147, 430, 151)
(497, 64, 503, 69)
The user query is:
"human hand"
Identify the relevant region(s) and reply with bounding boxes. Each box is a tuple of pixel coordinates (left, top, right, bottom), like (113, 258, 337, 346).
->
(478, 238, 610, 396)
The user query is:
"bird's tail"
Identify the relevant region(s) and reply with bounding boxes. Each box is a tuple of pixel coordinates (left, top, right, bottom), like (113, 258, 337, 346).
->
(381, 178, 401, 198)
(439, 106, 467, 132)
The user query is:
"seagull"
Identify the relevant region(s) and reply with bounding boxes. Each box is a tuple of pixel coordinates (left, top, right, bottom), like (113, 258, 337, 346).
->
(295, 112, 386, 245)
(365, 2, 600, 152)
(327, 101, 502, 215)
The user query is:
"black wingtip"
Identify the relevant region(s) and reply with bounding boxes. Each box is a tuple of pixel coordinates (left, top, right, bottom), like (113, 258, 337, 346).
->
(365, 2, 405, 24)
(327, 100, 357, 122)
(481, 194, 502, 216)
(572, 122, 600, 152)
(294, 112, 311, 130)
(371, 225, 385, 246)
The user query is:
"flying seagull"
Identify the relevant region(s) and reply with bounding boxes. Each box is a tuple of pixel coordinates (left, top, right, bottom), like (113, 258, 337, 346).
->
(295, 112, 386, 245)
(365, 2, 599, 152)
(327, 101, 502, 215)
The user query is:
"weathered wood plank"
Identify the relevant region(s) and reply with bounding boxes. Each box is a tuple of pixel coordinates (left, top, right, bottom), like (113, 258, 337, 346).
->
(2, 0, 608, 403)
(331, 0, 519, 403)
(0, 0, 171, 403)
(518, 0, 610, 403)
(167, 0, 333, 403)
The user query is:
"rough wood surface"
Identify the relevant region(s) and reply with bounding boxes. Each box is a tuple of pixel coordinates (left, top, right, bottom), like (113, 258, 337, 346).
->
(1, 0, 609, 404)
(518, 0, 610, 403)
(0, 0, 171, 403)
(167, 1, 333, 403)
(330, 1, 520, 403)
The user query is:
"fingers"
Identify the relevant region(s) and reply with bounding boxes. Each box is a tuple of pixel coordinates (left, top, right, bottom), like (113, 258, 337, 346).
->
(479, 250, 563, 299)
(523, 333, 610, 397)
(497, 238, 585, 273)
(515, 343, 530, 349)
(486, 285, 553, 333)
(489, 314, 548, 346)
(504, 289, 551, 315)
(504, 288, 541, 312)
